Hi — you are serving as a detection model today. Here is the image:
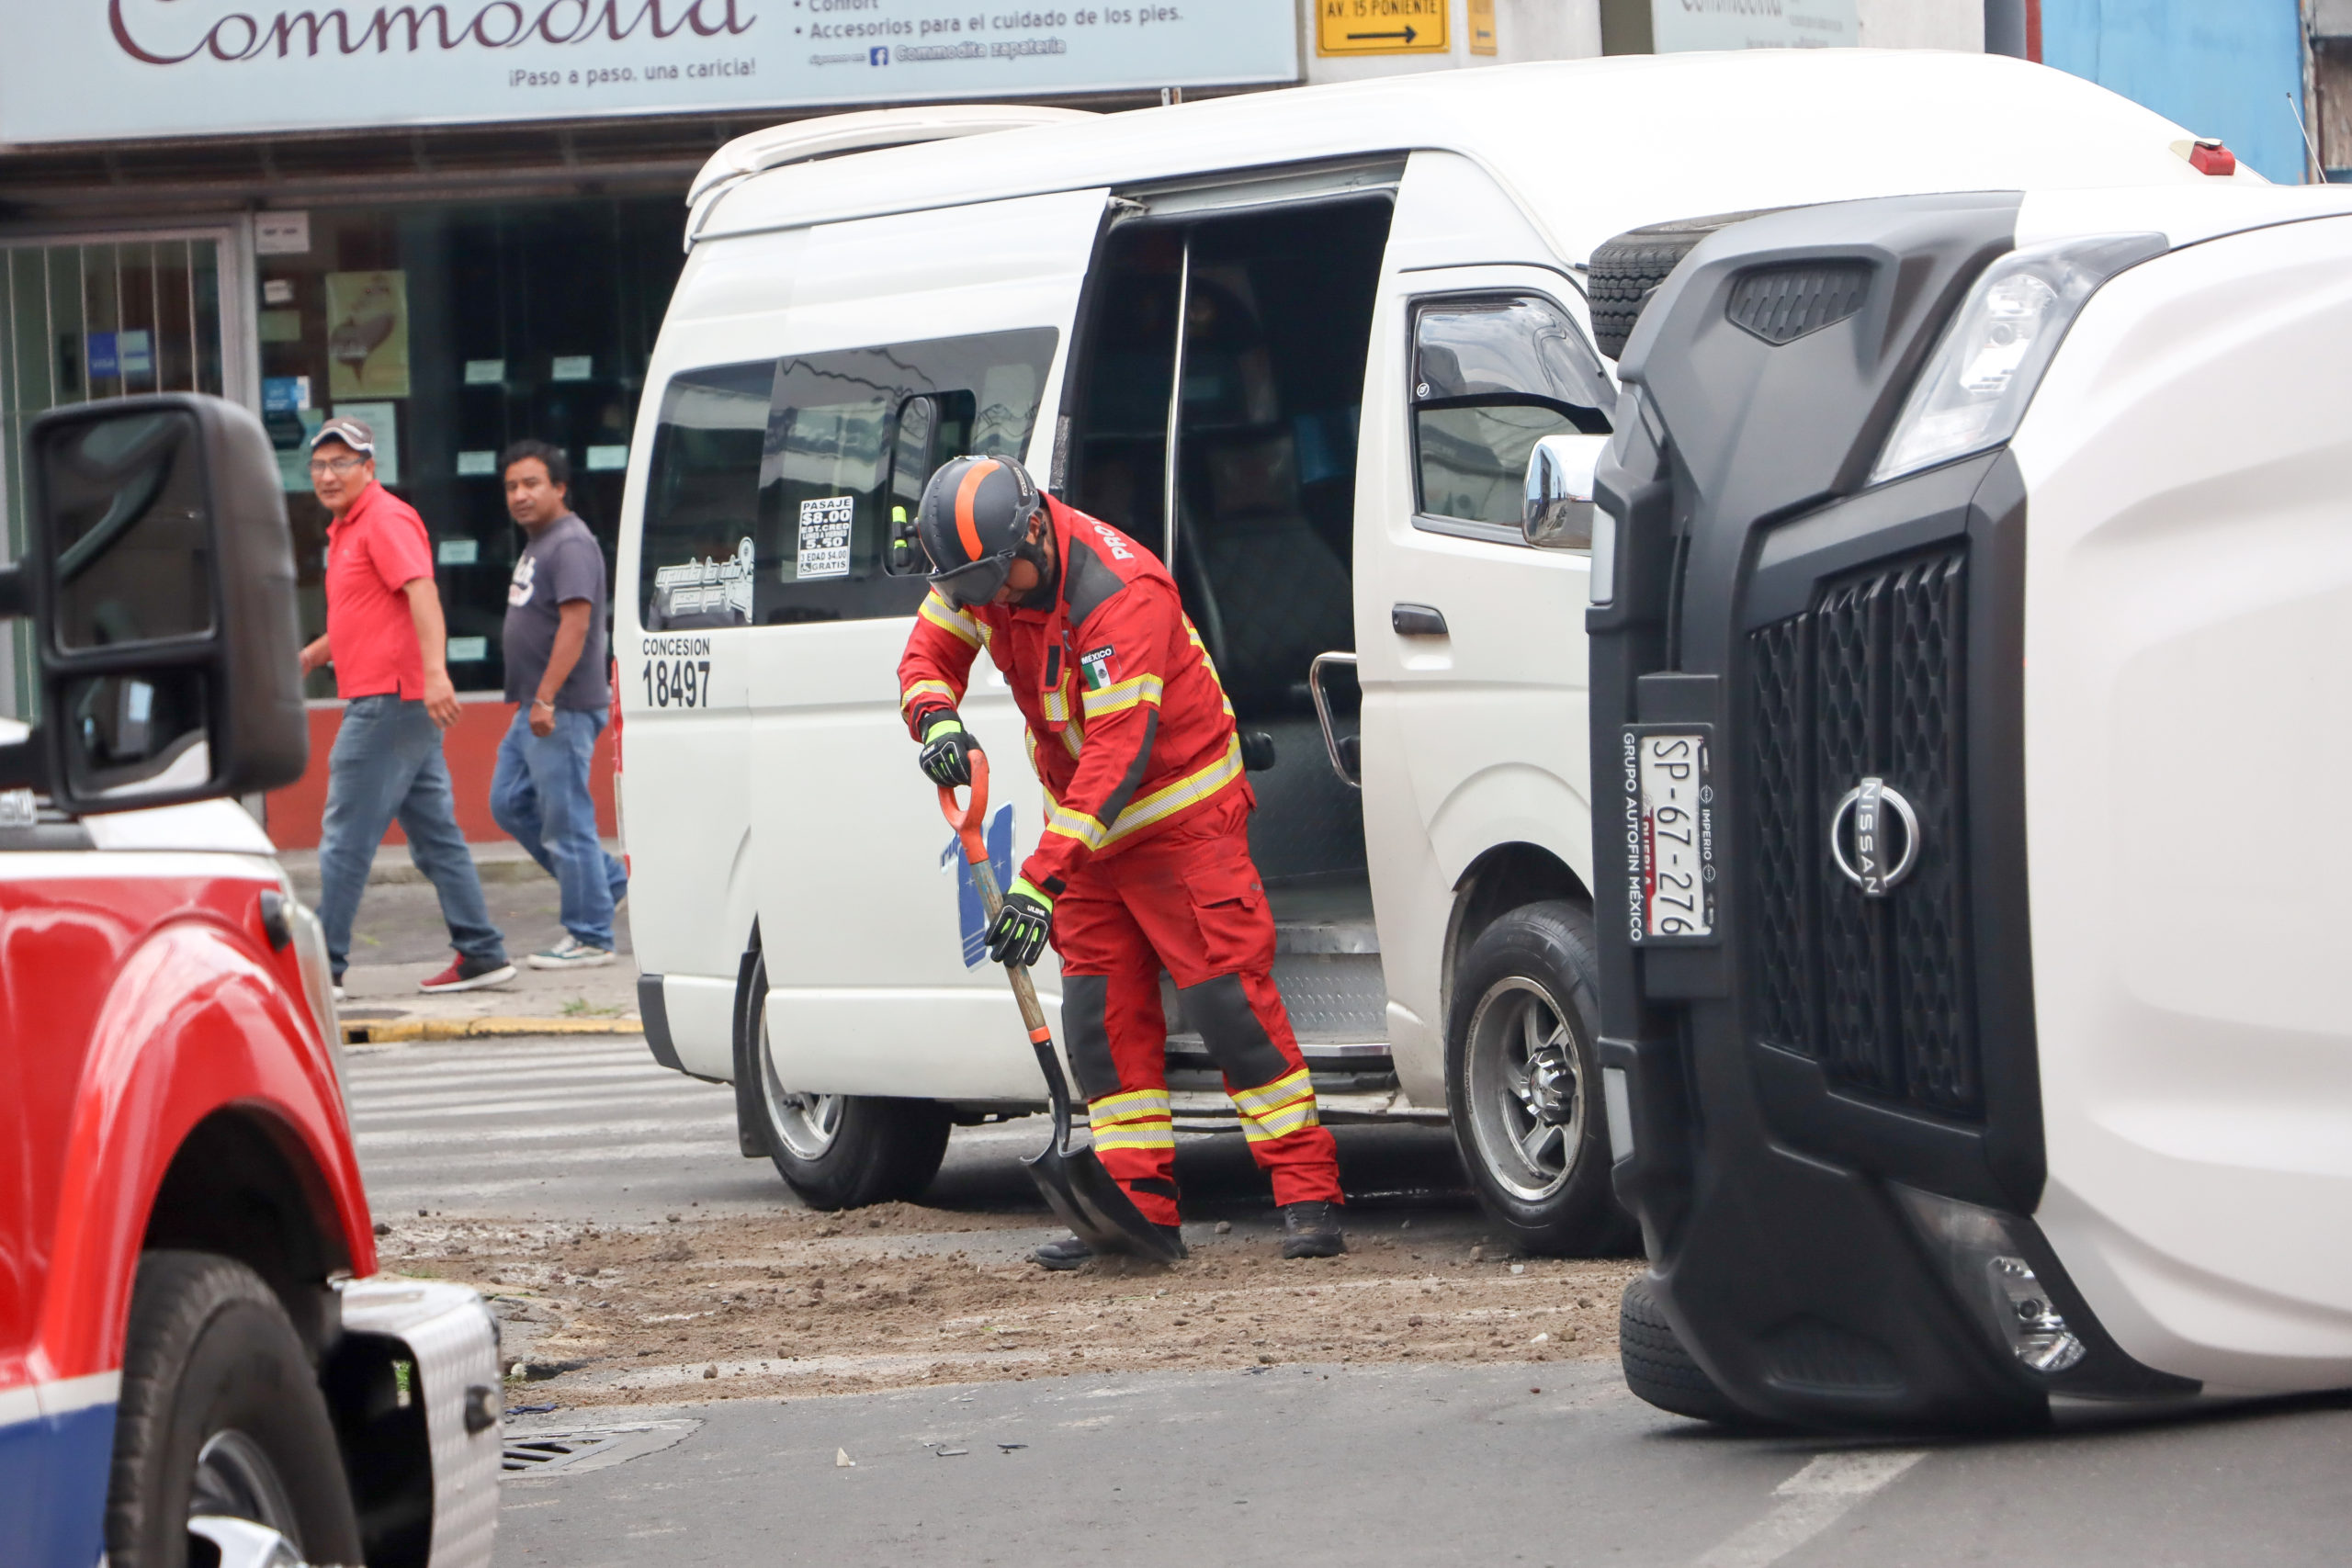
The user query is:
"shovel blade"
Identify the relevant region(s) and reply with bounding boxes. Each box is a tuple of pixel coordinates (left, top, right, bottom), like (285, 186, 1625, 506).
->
(1022, 1142, 1185, 1263)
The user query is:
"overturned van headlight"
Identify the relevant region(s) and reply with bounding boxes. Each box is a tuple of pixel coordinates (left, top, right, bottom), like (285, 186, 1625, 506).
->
(1891, 1184, 2086, 1376)
(1870, 232, 2165, 486)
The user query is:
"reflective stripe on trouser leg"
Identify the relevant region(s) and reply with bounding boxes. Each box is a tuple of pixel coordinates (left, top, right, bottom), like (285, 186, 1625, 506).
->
(1055, 885, 1182, 1226)
(1179, 970, 1345, 1207)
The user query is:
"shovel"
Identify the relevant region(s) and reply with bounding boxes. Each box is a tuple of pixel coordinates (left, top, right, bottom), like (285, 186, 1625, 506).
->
(939, 753, 1185, 1263)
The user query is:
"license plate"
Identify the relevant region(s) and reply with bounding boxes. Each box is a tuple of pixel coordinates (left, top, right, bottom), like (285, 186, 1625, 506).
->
(1630, 729, 1716, 943)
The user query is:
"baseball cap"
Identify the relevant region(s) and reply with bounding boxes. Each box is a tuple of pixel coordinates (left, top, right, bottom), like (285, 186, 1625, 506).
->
(310, 415, 376, 455)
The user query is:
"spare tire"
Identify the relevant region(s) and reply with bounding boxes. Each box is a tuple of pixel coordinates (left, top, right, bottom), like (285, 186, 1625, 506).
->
(1588, 208, 1793, 360)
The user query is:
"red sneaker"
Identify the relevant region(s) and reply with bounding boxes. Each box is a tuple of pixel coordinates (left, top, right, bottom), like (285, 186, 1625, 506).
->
(419, 953, 518, 993)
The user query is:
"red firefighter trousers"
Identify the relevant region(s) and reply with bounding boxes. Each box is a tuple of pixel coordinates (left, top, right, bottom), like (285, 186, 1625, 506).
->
(1051, 791, 1345, 1226)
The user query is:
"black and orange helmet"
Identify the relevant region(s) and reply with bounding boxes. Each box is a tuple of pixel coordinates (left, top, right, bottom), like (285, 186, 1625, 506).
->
(916, 454, 1044, 608)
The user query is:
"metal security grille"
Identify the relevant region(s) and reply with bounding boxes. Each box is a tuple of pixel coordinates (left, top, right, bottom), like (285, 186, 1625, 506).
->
(0, 235, 232, 713)
(1744, 547, 1979, 1117)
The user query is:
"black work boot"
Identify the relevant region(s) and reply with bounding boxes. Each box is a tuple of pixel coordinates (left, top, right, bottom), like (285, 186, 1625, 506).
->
(1280, 1201, 1347, 1258)
(1033, 1234, 1093, 1271)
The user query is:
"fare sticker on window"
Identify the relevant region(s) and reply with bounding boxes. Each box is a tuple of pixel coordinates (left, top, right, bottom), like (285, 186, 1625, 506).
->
(797, 496, 854, 581)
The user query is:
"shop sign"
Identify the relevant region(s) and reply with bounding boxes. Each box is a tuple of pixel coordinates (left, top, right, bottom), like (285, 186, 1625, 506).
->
(0, 0, 1300, 145)
(1650, 0, 1857, 51)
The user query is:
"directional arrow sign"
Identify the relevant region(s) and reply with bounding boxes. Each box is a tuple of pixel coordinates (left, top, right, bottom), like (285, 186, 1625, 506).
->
(1317, 0, 1448, 56)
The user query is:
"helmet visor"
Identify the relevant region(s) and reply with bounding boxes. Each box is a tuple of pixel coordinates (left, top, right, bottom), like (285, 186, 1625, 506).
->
(927, 550, 1014, 609)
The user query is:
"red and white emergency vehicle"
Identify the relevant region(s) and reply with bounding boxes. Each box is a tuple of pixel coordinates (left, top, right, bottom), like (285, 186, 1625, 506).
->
(0, 396, 500, 1568)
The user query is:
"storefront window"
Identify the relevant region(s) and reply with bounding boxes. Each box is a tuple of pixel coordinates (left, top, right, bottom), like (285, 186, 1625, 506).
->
(257, 197, 684, 696)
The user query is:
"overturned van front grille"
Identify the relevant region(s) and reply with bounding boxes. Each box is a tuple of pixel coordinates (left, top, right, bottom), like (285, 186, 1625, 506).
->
(1745, 547, 1979, 1117)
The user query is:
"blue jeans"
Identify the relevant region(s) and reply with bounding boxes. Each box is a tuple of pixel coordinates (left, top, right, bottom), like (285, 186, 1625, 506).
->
(491, 706, 627, 951)
(317, 695, 507, 979)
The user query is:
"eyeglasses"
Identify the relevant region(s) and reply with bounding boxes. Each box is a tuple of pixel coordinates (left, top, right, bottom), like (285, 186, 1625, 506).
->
(308, 456, 368, 477)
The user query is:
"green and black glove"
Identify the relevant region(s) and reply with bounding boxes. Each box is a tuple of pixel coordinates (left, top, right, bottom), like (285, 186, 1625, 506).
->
(917, 709, 980, 787)
(986, 876, 1055, 968)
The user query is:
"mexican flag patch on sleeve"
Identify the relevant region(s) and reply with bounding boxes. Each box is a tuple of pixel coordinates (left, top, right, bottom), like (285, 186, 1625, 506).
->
(1080, 645, 1116, 691)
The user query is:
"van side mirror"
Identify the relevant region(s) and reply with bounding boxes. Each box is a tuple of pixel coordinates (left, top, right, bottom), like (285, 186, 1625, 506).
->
(0, 395, 308, 814)
(1522, 433, 1611, 550)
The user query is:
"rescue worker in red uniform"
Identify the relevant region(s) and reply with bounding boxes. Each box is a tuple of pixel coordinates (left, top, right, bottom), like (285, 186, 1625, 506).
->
(898, 454, 1347, 1268)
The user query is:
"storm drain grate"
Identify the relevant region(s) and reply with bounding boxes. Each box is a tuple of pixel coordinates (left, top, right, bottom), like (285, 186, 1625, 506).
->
(502, 1429, 637, 1473)
(501, 1420, 700, 1478)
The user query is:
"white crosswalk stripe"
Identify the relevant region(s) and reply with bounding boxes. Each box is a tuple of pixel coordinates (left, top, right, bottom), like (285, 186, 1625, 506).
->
(345, 1036, 755, 1218)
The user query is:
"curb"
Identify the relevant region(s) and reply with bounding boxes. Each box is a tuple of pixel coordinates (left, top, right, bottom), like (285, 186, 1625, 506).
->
(341, 1016, 644, 1044)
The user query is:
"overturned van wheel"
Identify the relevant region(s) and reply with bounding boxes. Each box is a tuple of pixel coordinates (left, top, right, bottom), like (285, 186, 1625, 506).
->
(1619, 1275, 1755, 1427)
(1446, 901, 1629, 1257)
(1589, 208, 1792, 359)
(747, 963, 950, 1210)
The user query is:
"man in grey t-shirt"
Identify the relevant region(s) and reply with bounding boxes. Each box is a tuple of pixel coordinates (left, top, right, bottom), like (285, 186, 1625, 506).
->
(490, 440, 628, 967)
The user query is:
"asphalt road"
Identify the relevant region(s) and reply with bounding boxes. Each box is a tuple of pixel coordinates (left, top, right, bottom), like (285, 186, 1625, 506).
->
(344, 1041, 2352, 1566)
(497, 1363, 2352, 1568)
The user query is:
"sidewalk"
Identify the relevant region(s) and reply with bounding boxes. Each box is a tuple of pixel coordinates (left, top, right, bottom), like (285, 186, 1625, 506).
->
(291, 838, 647, 1044)
(277, 835, 618, 890)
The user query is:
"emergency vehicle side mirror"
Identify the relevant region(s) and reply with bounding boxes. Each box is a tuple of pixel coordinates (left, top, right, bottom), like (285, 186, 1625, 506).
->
(4, 394, 308, 814)
(1523, 433, 1611, 551)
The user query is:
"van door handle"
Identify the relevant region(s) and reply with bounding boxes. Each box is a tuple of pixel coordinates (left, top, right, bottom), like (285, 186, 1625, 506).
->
(1391, 604, 1448, 637)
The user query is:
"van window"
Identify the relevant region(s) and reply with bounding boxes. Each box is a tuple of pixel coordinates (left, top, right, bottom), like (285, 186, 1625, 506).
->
(754, 329, 1057, 625)
(1412, 296, 1612, 539)
(641, 360, 772, 630)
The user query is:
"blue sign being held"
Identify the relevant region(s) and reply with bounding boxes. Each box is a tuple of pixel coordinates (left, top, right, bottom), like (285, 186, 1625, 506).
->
(942, 805, 1016, 968)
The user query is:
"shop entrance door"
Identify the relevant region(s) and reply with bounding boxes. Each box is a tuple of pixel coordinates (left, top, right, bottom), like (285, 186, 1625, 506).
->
(0, 228, 251, 710)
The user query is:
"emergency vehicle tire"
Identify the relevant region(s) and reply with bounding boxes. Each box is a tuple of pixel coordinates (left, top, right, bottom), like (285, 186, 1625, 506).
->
(1446, 901, 1631, 1257)
(1589, 209, 1790, 359)
(106, 1249, 364, 1568)
(1619, 1275, 1754, 1427)
(746, 955, 952, 1209)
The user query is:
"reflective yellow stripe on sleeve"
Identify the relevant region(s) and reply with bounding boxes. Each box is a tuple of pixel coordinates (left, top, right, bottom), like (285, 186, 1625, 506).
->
(900, 679, 958, 716)
(918, 592, 984, 649)
(1044, 805, 1108, 852)
(1080, 672, 1162, 719)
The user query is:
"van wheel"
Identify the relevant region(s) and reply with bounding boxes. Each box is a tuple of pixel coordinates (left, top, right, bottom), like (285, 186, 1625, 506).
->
(1446, 901, 1629, 1256)
(746, 957, 951, 1210)
(107, 1250, 363, 1568)
(1620, 1275, 1755, 1426)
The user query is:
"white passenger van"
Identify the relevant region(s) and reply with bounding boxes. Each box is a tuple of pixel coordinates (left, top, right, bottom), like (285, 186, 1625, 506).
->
(616, 51, 2229, 1251)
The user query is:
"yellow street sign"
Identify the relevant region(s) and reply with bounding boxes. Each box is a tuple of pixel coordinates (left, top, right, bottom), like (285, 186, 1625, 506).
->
(1469, 0, 1497, 54)
(1317, 0, 1450, 56)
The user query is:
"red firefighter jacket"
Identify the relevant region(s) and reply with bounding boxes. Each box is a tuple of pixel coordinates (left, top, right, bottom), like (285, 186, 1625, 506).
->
(897, 496, 1247, 893)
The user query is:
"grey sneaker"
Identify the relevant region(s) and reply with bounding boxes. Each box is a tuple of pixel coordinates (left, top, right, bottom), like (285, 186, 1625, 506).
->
(527, 936, 616, 970)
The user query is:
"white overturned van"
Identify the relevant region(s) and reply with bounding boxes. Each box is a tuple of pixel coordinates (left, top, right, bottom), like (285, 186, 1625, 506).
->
(615, 50, 2239, 1251)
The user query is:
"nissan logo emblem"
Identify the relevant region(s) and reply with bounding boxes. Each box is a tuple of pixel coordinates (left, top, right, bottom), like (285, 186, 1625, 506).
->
(1830, 777, 1919, 897)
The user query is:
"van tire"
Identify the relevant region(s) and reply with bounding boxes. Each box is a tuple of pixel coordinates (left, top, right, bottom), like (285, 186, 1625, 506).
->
(1445, 900, 1631, 1257)
(1620, 1275, 1754, 1427)
(106, 1250, 364, 1568)
(1589, 208, 1792, 359)
(741, 952, 952, 1210)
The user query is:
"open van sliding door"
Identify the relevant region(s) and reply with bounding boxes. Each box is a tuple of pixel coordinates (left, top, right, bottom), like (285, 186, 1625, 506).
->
(1351, 152, 1619, 1242)
(749, 190, 1107, 1112)
(1055, 164, 1402, 1117)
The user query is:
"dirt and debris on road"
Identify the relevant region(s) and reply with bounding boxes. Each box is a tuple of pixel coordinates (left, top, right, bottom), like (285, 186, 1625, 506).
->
(376, 1201, 1642, 1406)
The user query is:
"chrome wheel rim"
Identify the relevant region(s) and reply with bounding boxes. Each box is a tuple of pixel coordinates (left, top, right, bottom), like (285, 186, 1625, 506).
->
(1464, 976, 1584, 1204)
(188, 1429, 301, 1549)
(759, 1000, 841, 1161)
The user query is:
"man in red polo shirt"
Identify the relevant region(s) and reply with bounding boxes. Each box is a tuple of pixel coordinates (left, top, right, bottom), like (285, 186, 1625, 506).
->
(297, 416, 513, 996)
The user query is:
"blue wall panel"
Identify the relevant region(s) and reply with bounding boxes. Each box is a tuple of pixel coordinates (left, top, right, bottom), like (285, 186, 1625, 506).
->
(2042, 0, 2309, 184)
